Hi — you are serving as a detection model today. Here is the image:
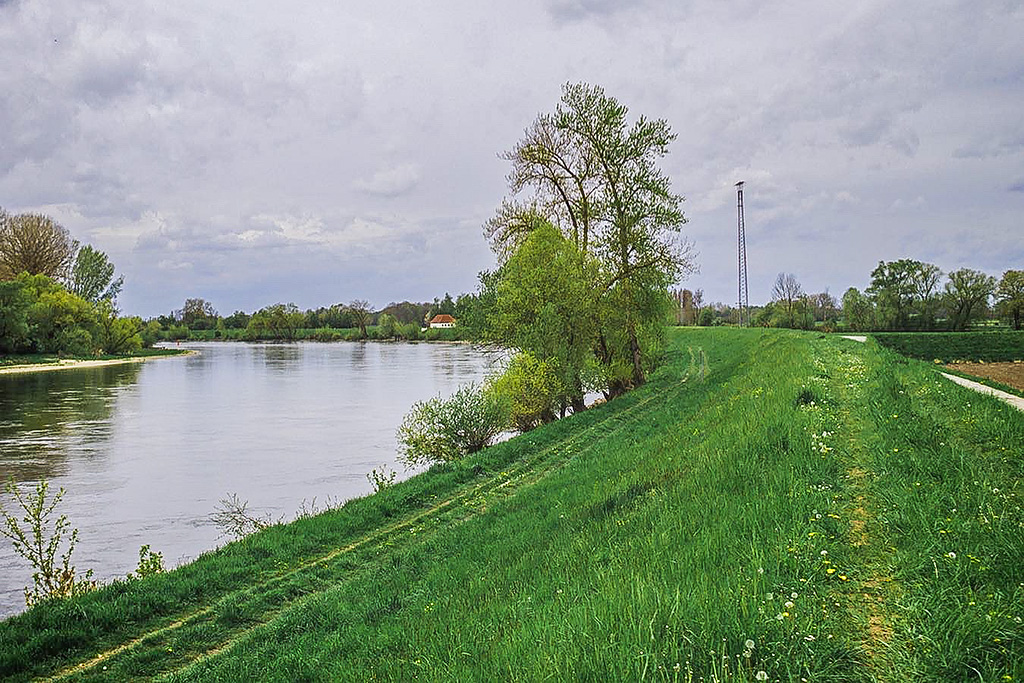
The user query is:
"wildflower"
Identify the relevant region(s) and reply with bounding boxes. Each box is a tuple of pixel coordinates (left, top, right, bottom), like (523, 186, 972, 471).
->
(756, 672, 769, 681)
(947, 552, 957, 559)
(785, 601, 795, 609)
(745, 639, 755, 651)
(791, 592, 798, 599)
(804, 634, 815, 641)
(839, 575, 848, 581)
(820, 550, 828, 556)
(827, 568, 836, 575)
(776, 613, 784, 621)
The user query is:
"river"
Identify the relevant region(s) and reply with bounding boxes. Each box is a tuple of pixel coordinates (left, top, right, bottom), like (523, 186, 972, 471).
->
(0, 341, 501, 619)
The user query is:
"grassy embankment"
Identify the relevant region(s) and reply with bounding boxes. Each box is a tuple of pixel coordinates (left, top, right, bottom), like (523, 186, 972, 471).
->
(0, 329, 1021, 681)
(0, 347, 188, 369)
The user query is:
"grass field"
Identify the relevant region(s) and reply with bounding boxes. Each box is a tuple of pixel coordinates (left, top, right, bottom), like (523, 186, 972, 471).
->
(0, 329, 1021, 681)
(872, 331, 1024, 362)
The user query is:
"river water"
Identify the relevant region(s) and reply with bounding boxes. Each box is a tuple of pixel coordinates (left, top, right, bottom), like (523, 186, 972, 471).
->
(0, 341, 501, 619)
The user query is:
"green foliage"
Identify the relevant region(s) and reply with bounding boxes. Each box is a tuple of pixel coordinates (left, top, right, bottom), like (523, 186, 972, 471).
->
(95, 300, 143, 354)
(872, 331, 1024, 362)
(366, 465, 397, 493)
(28, 285, 98, 355)
(0, 479, 96, 607)
(375, 313, 398, 339)
(483, 222, 600, 410)
(245, 303, 305, 340)
(487, 352, 564, 431)
(128, 545, 165, 581)
(396, 383, 510, 467)
(944, 267, 997, 331)
(841, 287, 875, 332)
(0, 278, 33, 352)
(996, 270, 1024, 330)
(69, 245, 123, 303)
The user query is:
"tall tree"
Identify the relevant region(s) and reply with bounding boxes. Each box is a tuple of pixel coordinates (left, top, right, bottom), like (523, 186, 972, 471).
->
(771, 273, 803, 328)
(348, 300, 372, 338)
(867, 259, 937, 330)
(944, 268, 996, 331)
(0, 211, 79, 281)
(490, 82, 694, 389)
(996, 270, 1024, 330)
(178, 298, 218, 330)
(842, 287, 875, 332)
(69, 245, 123, 303)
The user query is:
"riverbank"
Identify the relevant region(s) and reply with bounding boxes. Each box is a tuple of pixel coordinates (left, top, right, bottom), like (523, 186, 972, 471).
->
(1, 329, 1021, 681)
(0, 348, 192, 375)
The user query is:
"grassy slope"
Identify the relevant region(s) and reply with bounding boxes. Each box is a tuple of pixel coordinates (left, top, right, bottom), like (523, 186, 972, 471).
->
(0, 329, 1021, 681)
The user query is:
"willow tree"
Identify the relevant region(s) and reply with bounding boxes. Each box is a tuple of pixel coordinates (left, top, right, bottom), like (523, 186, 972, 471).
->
(489, 82, 694, 390)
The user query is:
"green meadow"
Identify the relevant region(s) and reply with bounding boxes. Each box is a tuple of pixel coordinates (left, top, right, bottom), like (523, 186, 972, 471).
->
(0, 328, 1021, 681)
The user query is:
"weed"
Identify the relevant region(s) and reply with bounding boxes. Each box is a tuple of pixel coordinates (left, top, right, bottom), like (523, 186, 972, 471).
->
(0, 478, 96, 607)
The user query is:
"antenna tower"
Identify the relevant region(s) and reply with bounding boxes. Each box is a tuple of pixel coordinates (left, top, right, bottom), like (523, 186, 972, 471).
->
(736, 181, 749, 326)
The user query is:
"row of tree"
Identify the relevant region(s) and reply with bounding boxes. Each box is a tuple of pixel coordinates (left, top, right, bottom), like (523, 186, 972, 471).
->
(0, 209, 146, 356)
(152, 294, 464, 341)
(843, 261, 1022, 331)
(679, 261, 1023, 332)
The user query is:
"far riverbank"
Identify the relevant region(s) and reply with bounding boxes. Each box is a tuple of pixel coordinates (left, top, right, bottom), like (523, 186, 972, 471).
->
(0, 348, 192, 375)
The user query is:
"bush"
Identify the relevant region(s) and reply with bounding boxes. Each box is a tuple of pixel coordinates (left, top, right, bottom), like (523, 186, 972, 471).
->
(487, 353, 562, 431)
(396, 383, 510, 467)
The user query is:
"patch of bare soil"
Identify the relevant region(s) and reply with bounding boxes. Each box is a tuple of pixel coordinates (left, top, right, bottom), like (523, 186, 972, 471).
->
(946, 361, 1024, 392)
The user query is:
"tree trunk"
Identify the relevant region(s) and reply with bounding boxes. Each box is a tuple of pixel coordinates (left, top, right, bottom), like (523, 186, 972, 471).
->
(628, 319, 645, 387)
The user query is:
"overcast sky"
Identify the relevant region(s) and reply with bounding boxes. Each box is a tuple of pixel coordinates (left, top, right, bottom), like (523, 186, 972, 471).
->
(1, 0, 1021, 317)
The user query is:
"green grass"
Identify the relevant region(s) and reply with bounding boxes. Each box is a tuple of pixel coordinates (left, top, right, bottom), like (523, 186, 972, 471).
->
(0, 329, 1021, 681)
(872, 331, 1024, 362)
(0, 347, 187, 367)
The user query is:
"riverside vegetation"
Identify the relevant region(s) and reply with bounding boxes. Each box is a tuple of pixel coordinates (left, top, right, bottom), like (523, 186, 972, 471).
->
(0, 328, 1021, 681)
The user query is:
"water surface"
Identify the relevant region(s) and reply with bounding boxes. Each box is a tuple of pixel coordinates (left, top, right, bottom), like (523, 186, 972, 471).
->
(0, 341, 500, 618)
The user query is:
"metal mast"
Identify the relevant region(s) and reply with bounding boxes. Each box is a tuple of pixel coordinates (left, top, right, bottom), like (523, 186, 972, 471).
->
(736, 181, 749, 326)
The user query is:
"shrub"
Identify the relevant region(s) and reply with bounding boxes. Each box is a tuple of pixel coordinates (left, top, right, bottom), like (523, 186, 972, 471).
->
(0, 479, 96, 607)
(396, 383, 510, 467)
(487, 353, 563, 431)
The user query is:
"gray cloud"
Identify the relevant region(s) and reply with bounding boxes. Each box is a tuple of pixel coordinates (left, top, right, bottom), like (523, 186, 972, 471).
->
(0, 0, 1020, 315)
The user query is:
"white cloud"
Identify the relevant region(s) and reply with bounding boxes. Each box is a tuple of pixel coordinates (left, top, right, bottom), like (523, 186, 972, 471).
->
(354, 164, 422, 198)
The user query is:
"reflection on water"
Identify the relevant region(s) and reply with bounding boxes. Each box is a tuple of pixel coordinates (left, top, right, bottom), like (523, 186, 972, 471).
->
(0, 365, 142, 482)
(0, 342, 499, 619)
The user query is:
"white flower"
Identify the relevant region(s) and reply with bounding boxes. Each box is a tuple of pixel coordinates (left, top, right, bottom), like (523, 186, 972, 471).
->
(756, 672, 769, 681)
(947, 552, 957, 559)
(785, 601, 795, 609)
(745, 639, 755, 650)
(791, 592, 798, 599)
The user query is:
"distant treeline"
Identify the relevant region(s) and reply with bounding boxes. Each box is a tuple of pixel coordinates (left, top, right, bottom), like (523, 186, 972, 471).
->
(675, 260, 1024, 333)
(149, 293, 471, 342)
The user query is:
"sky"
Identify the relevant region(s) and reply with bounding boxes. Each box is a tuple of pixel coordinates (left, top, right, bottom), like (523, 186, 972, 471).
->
(1, 0, 1021, 317)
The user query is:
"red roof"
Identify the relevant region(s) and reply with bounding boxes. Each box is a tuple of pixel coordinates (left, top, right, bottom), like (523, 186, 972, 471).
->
(429, 314, 455, 324)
